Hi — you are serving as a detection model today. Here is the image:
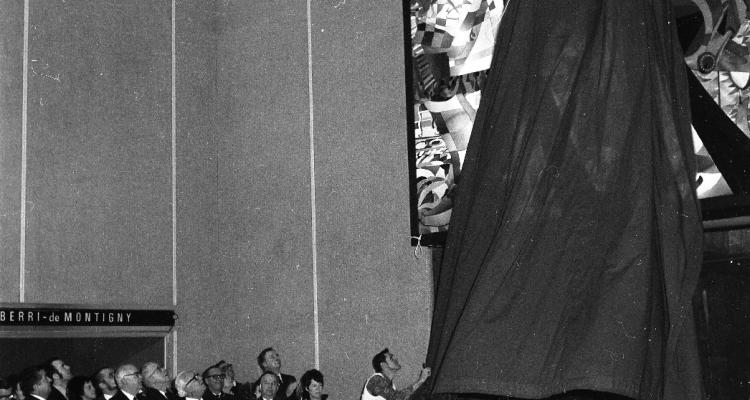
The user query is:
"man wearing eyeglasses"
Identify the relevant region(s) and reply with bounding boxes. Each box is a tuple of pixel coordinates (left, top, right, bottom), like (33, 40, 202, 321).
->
(174, 371, 205, 400)
(112, 365, 142, 400)
(141, 363, 174, 400)
(202, 366, 233, 400)
(214, 361, 253, 400)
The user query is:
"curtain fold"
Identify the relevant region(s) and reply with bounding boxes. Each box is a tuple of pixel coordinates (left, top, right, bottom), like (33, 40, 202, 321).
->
(425, 1, 704, 399)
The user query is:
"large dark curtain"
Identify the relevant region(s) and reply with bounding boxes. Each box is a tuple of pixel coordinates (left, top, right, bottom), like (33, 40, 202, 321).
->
(425, 1, 704, 400)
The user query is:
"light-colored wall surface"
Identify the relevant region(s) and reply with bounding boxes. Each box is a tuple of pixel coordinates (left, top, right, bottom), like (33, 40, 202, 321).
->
(0, 1, 433, 399)
(0, 0, 24, 302)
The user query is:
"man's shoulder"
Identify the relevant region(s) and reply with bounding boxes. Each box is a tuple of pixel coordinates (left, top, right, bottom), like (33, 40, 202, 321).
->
(367, 373, 388, 384)
(143, 387, 167, 399)
(110, 391, 129, 400)
(215, 391, 236, 400)
(48, 387, 66, 400)
(202, 389, 216, 400)
(365, 373, 391, 393)
(231, 381, 255, 400)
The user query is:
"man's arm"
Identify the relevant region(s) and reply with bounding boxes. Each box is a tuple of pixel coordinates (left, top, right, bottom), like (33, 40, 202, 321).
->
(365, 375, 413, 400)
(366, 368, 430, 400)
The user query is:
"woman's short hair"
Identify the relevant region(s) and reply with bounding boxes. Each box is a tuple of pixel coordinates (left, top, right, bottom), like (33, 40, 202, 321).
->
(298, 369, 324, 400)
(300, 369, 324, 389)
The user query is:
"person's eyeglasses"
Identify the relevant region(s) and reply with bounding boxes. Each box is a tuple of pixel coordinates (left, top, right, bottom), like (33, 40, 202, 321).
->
(207, 374, 226, 380)
(147, 367, 164, 379)
(123, 372, 141, 380)
(186, 374, 202, 386)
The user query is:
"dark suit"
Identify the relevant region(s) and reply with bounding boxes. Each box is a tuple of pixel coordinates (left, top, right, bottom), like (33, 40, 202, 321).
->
(252, 374, 296, 400)
(110, 390, 134, 400)
(203, 389, 235, 400)
(142, 387, 176, 400)
(48, 387, 67, 400)
(230, 382, 254, 400)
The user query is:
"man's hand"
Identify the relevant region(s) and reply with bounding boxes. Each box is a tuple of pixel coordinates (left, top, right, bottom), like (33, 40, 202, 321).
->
(418, 367, 431, 384)
(285, 381, 298, 397)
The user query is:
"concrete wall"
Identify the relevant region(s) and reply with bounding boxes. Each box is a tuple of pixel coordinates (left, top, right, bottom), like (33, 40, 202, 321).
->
(0, 1, 434, 399)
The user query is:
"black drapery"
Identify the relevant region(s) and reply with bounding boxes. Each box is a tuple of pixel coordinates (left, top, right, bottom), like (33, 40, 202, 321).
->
(425, 1, 704, 400)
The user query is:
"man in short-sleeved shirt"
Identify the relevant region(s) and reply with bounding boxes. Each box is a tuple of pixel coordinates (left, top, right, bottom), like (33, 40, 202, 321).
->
(361, 349, 430, 400)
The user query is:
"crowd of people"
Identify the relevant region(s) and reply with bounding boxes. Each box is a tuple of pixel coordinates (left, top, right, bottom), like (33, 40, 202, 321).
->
(0, 348, 431, 400)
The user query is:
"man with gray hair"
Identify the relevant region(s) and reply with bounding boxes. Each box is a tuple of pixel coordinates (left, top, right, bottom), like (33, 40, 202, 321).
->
(111, 365, 142, 400)
(140, 362, 173, 400)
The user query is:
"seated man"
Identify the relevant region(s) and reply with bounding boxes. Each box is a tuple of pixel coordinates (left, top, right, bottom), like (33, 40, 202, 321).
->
(174, 372, 204, 400)
(141, 362, 174, 400)
(93, 368, 117, 400)
(202, 365, 233, 400)
(45, 359, 72, 400)
(254, 373, 278, 400)
(19, 366, 53, 400)
(361, 349, 430, 400)
(112, 365, 142, 400)
(214, 361, 253, 400)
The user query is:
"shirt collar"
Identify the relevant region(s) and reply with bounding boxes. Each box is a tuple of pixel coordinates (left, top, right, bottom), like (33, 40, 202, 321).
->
(120, 390, 136, 400)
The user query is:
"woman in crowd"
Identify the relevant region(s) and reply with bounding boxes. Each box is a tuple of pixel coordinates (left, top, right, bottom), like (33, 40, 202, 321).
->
(67, 376, 96, 400)
(297, 370, 325, 400)
(174, 371, 206, 400)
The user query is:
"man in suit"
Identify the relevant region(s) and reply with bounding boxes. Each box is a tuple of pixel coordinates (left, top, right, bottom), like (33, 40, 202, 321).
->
(214, 361, 252, 400)
(112, 364, 142, 400)
(202, 366, 233, 400)
(19, 367, 52, 400)
(45, 358, 72, 400)
(93, 368, 117, 400)
(254, 373, 278, 400)
(141, 362, 173, 400)
(252, 348, 296, 400)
